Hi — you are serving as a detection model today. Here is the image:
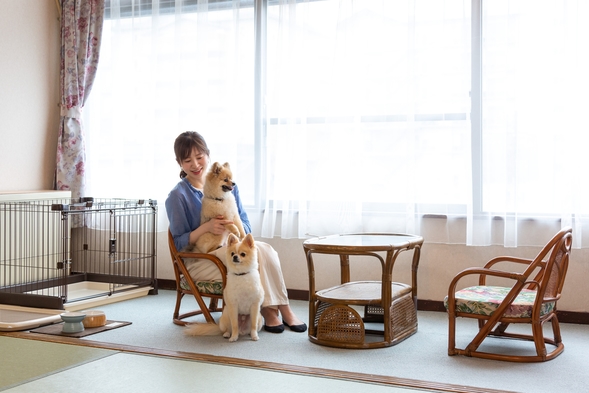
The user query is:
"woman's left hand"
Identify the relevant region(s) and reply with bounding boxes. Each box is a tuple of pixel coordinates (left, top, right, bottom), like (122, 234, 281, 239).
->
(208, 215, 234, 235)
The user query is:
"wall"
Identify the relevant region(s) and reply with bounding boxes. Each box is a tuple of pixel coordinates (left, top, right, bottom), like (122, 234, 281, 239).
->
(2, 3, 588, 314)
(0, 0, 61, 191)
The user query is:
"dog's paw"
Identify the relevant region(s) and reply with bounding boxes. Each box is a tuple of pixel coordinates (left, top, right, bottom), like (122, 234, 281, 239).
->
(223, 332, 231, 339)
(251, 333, 259, 341)
(229, 334, 239, 342)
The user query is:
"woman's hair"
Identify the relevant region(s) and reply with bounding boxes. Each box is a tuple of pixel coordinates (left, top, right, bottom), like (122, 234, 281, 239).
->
(174, 131, 210, 179)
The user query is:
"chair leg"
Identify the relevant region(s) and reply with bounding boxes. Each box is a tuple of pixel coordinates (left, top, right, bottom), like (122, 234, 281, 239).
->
(195, 297, 216, 323)
(551, 315, 562, 344)
(173, 291, 184, 320)
(448, 314, 457, 355)
(466, 319, 498, 355)
(493, 322, 510, 334)
(532, 321, 547, 360)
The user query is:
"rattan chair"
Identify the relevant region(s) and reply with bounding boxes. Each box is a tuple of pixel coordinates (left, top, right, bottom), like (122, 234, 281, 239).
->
(445, 226, 572, 362)
(167, 229, 227, 326)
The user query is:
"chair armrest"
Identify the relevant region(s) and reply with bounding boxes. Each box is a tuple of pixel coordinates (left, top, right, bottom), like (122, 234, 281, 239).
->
(448, 267, 524, 298)
(483, 256, 534, 269)
(483, 256, 547, 288)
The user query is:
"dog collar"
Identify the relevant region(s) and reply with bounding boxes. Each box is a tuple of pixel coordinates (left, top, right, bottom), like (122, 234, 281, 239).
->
(233, 272, 248, 276)
(207, 196, 224, 202)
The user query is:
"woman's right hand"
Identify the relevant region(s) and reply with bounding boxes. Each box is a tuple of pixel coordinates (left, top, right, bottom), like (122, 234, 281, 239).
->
(207, 215, 234, 235)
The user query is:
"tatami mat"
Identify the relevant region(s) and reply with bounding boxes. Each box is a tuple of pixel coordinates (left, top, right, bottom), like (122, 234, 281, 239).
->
(0, 336, 113, 391)
(1, 336, 429, 393)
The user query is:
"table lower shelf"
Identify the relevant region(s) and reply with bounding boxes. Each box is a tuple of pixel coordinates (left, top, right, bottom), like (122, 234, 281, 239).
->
(310, 281, 417, 349)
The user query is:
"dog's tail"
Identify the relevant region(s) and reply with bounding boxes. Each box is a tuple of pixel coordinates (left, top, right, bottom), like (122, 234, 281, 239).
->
(184, 322, 222, 336)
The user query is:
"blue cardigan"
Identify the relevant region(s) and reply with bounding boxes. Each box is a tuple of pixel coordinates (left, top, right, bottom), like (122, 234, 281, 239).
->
(165, 177, 251, 251)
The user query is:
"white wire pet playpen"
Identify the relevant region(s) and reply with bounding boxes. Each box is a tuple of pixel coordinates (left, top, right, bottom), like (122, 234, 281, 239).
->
(0, 197, 158, 311)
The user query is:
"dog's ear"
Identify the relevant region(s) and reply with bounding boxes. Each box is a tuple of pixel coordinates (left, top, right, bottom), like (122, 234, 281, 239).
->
(243, 233, 255, 249)
(227, 233, 239, 247)
(212, 162, 223, 175)
(222, 162, 231, 170)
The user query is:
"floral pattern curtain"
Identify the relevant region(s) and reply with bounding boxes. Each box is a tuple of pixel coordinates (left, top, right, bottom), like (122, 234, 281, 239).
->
(55, 0, 104, 199)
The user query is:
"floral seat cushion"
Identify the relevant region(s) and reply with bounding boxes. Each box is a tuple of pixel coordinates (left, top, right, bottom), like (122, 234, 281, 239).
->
(180, 276, 223, 295)
(444, 285, 555, 318)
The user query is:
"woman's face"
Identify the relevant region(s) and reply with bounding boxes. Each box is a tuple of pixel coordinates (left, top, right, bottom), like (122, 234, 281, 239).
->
(180, 148, 209, 186)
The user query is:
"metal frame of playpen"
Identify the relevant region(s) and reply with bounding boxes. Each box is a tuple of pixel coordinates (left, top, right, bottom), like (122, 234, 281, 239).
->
(0, 197, 158, 309)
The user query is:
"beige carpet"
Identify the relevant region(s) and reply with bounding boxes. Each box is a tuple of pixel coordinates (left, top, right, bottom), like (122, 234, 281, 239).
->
(5, 290, 589, 393)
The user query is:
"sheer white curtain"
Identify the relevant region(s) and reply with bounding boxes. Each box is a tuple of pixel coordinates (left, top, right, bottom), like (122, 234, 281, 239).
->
(84, 0, 255, 231)
(475, 0, 589, 247)
(262, 0, 473, 241)
(84, 0, 589, 248)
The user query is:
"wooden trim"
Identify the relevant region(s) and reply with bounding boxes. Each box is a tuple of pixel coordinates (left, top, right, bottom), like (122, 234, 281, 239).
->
(554, 310, 589, 325)
(417, 299, 450, 312)
(416, 299, 589, 324)
(286, 288, 309, 301)
(157, 278, 178, 290)
(156, 282, 589, 324)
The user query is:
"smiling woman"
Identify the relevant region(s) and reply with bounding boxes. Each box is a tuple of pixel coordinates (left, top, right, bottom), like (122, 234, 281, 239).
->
(84, 0, 589, 248)
(165, 131, 307, 333)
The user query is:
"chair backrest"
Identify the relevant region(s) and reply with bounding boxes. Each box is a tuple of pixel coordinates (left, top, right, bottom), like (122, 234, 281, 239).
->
(167, 229, 227, 282)
(168, 229, 187, 284)
(168, 229, 176, 259)
(524, 227, 572, 308)
(168, 229, 183, 272)
(167, 229, 226, 325)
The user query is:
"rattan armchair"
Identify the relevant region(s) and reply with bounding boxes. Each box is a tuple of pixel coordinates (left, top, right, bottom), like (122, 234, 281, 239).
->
(445, 227, 572, 362)
(167, 229, 226, 325)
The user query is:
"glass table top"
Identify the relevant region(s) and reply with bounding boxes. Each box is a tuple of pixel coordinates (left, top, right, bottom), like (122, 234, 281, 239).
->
(303, 233, 423, 249)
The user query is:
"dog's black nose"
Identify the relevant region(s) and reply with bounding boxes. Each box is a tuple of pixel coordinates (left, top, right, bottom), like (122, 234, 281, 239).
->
(232, 256, 240, 263)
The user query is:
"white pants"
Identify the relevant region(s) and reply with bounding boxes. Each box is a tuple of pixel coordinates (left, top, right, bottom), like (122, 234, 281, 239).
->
(185, 241, 289, 308)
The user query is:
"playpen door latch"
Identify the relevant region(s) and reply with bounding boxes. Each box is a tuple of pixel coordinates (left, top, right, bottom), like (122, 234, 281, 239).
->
(110, 238, 116, 254)
(56, 259, 71, 270)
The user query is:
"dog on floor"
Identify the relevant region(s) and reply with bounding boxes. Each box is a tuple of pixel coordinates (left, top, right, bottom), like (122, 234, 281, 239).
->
(184, 233, 264, 342)
(193, 162, 246, 254)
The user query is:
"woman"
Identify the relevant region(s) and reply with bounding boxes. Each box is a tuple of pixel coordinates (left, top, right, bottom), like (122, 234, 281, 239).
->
(166, 131, 306, 333)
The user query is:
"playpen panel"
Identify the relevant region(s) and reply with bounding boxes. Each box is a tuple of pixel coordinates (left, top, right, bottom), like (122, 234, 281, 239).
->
(0, 196, 157, 309)
(0, 200, 68, 292)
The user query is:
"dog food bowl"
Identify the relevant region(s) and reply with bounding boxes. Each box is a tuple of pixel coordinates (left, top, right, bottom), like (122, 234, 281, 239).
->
(60, 312, 86, 333)
(82, 310, 106, 328)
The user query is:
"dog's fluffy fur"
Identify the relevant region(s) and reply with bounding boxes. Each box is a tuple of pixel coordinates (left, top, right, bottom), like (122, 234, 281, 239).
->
(194, 162, 246, 254)
(184, 233, 264, 341)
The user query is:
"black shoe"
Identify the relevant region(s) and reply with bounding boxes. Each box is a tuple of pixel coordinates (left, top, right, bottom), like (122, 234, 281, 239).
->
(263, 324, 285, 333)
(283, 320, 307, 333)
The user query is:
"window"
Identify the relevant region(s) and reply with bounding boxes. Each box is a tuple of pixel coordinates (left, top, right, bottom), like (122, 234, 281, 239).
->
(85, 0, 589, 247)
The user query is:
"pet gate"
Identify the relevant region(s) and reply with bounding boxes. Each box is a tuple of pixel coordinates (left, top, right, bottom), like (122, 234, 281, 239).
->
(0, 197, 158, 309)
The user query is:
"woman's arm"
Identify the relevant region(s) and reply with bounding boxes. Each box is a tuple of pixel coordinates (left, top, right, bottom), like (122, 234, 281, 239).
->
(233, 184, 252, 234)
(166, 181, 209, 250)
(166, 191, 193, 251)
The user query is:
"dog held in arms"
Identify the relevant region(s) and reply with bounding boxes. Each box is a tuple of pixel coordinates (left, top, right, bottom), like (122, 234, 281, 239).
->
(184, 233, 265, 341)
(193, 162, 246, 254)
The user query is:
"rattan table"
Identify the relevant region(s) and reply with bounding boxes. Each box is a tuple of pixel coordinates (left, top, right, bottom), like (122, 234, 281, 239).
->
(303, 233, 423, 349)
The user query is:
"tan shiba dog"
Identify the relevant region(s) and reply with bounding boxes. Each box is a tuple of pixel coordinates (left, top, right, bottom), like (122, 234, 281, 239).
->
(194, 162, 246, 254)
(184, 233, 264, 342)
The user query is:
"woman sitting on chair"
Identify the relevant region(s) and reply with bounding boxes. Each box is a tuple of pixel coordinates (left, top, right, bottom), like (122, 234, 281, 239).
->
(165, 131, 306, 334)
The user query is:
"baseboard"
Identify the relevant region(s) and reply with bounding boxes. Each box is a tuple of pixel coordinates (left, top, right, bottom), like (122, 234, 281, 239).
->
(157, 280, 589, 325)
(157, 279, 177, 291)
(416, 299, 589, 324)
